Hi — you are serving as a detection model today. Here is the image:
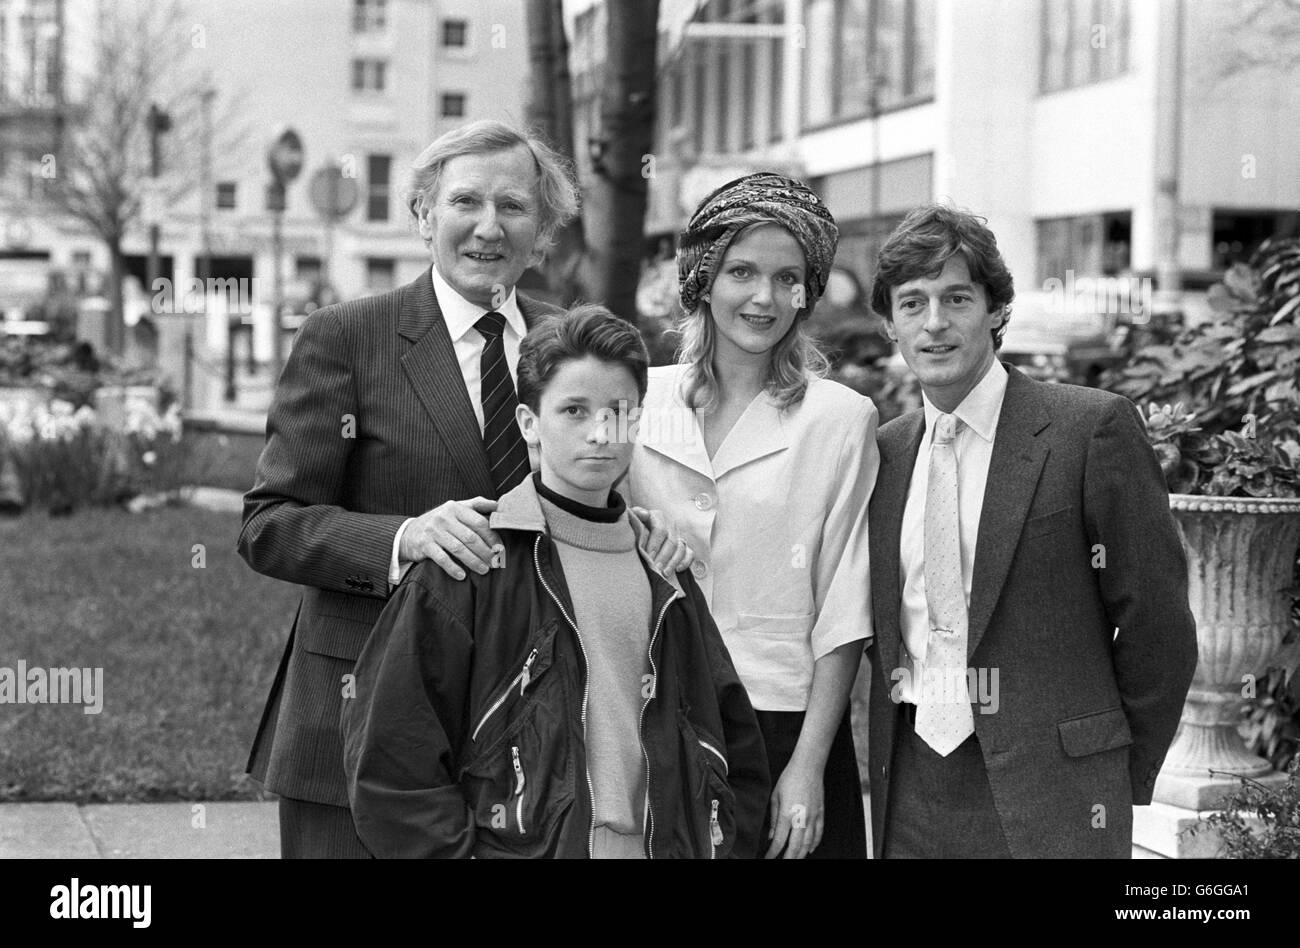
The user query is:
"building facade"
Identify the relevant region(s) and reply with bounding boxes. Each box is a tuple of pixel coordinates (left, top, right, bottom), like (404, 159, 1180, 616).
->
(0, 0, 532, 353)
(571, 0, 1300, 323)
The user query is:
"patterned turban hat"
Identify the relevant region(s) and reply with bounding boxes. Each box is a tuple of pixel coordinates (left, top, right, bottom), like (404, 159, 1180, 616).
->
(677, 172, 839, 316)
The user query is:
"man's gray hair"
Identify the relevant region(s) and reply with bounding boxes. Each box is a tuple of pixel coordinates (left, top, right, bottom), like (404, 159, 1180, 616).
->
(407, 120, 580, 248)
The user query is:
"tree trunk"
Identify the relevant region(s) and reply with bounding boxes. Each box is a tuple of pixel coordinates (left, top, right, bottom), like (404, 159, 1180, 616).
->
(524, 0, 587, 305)
(106, 238, 126, 357)
(584, 0, 660, 322)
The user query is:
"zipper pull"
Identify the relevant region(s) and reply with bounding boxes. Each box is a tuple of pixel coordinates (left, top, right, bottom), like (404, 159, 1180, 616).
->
(512, 745, 526, 795)
(520, 648, 538, 695)
(710, 799, 723, 846)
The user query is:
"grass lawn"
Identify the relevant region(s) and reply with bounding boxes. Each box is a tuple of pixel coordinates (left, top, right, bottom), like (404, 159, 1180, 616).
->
(180, 428, 265, 492)
(0, 504, 299, 802)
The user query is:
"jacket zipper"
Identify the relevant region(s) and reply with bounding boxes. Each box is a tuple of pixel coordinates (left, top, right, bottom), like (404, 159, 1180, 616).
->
(698, 739, 728, 775)
(512, 745, 527, 835)
(709, 798, 722, 858)
(470, 648, 538, 742)
(533, 536, 597, 858)
(638, 595, 673, 859)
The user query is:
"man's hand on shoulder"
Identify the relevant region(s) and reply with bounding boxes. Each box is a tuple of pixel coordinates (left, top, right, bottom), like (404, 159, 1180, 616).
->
(631, 506, 695, 577)
(399, 497, 503, 580)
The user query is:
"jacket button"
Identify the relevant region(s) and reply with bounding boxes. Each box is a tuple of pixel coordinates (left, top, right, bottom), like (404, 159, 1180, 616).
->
(692, 492, 714, 511)
(691, 560, 708, 579)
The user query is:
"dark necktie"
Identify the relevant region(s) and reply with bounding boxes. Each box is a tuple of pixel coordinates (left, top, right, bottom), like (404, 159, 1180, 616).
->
(474, 311, 530, 497)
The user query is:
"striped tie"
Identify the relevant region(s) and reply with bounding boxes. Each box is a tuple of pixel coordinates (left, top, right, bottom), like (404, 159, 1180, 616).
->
(474, 311, 530, 497)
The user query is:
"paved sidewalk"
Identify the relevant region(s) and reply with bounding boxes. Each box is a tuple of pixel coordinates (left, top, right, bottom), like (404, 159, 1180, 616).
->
(1, 796, 879, 858)
(0, 802, 279, 859)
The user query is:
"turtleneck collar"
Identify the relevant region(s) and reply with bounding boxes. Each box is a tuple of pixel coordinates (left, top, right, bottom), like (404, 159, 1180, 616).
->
(533, 471, 626, 524)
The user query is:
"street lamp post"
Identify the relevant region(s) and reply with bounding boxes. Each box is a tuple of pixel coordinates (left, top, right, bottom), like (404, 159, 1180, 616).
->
(145, 103, 171, 322)
(266, 128, 304, 379)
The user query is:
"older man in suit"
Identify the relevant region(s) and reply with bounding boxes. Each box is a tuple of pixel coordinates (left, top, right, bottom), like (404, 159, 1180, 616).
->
(864, 204, 1197, 858)
(239, 121, 687, 858)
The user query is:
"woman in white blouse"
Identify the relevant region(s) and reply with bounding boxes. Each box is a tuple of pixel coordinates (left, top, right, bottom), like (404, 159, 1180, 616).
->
(627, 173, 879, 858)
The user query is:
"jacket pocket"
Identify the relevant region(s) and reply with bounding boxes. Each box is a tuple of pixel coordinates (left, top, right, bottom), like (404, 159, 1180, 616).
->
(469, 620, 560, 747)
(1023, 504, 1076, 540)
(460, 679, 574, 855)
(1058, 706, 1133, 758)
(303, 590, 385, 659)
(460, 623, 572, 856)
(678, 710, 737, 859)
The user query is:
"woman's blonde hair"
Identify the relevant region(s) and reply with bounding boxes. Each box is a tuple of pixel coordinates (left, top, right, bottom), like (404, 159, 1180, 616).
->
(675, 219, 829, 413)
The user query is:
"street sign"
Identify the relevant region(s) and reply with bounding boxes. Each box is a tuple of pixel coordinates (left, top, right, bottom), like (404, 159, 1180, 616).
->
(268, 128, 304, 186)
(308, 162, 360, 222)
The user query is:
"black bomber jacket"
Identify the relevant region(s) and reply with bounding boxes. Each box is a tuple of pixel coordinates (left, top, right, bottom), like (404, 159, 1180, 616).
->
(341, 475, 770, 858)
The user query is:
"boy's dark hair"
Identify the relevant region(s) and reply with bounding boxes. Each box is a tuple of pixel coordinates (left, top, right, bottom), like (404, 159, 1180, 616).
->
(517, 304, 650, 410)
(869, 204, 1015, 350)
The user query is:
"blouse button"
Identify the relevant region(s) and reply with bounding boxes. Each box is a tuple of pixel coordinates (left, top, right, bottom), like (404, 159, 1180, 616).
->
(692, 492, 714, 511)
(691, 560, 709, 579)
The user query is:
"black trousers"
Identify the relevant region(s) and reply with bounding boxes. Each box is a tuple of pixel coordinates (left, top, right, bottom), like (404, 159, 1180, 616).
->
(279, 796, 372, 859)
(882, 703, 1011, 859)
(755, 709, 867, 859)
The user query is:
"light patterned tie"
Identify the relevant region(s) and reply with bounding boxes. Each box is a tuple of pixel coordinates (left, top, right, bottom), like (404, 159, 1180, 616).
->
(914, 412, 976, 756)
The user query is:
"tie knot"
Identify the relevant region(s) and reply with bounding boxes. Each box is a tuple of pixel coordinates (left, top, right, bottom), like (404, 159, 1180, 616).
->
(934, 413, 960, 445)
(474, 311, 506, 339)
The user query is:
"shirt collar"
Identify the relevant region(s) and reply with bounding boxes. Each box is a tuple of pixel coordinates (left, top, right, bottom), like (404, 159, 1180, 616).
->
(429, 264, 526, 342)
(921, 359, 1009, 445)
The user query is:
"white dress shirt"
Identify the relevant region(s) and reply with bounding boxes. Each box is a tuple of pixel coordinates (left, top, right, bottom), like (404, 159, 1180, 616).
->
(388, 266, 527, 584)
(627, 364, 879, 711)
(897, 359, 1009, 703)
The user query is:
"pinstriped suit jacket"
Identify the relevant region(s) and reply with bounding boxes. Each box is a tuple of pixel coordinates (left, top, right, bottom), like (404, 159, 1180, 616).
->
(238, 269, 557, 807)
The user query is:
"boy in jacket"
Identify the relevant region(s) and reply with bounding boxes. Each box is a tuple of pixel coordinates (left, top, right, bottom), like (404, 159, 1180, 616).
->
(342, 304, 770, 858)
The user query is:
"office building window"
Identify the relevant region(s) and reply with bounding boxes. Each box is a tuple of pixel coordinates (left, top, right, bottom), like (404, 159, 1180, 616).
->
(769, 32, 784, 143)
(295, 256, 322, 282)
(367, 154, 391, 222)
(441, 93, 467, 118)
(803, 0, 936, 129)
(442, 19, 468, 47)
(367, 257, 396, 291)
(692, 45, 707, 155)
(1212, 210, 1300, 270)
(1036, 212, 1132, 284)
(352, 59, 388, 92)
(715, 45, 731, 153)
(353, 0, 387, 33)
(1040, 0, 1129, 93)
(740, 42, 757, 150)
(216, 182, 236, 210)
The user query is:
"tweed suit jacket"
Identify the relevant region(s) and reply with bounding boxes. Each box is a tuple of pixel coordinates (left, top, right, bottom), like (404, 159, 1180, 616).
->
(238, 269, 557, 807)
(865, 365, 1198, 858)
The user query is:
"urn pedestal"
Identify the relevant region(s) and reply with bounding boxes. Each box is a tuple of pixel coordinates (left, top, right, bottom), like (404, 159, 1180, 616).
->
(1133, 495, 1300, 858)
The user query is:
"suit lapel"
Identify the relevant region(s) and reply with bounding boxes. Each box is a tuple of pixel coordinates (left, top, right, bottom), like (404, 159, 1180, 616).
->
(398, 270, 495, 497)
(966, 366, 1052, 660)
(870, 409, 924, 681)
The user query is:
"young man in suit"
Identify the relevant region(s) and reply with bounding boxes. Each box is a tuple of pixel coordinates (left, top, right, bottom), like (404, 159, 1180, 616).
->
(239, 121, 689, 858)
(865, 204, 1197, 858)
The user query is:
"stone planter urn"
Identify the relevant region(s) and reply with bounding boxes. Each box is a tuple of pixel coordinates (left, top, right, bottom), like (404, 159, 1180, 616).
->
(1154, 494, 1300, 810)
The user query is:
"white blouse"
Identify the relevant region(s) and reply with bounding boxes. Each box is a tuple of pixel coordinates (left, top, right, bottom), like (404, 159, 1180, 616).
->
(626, 364, 879, 711)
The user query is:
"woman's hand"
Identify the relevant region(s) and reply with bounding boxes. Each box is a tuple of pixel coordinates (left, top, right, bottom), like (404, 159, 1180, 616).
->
(764, 757, 825, 859)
